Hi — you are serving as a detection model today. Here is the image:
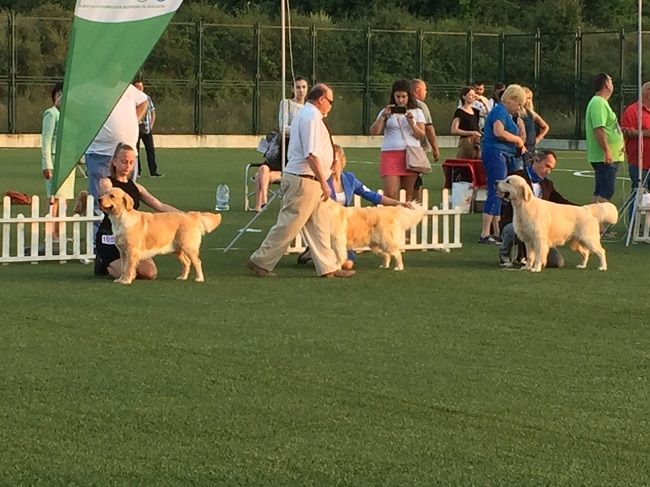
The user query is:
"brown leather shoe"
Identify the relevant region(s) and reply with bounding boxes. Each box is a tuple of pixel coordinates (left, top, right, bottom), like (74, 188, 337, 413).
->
(247, 260, 276, 277)
(321, 269, 355, 278)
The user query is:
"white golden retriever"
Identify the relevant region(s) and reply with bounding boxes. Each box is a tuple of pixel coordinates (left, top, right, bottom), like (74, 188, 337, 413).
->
(99, 187, 222, 284)
(496, 174, 617, 272)
(325, 199, 425, 270)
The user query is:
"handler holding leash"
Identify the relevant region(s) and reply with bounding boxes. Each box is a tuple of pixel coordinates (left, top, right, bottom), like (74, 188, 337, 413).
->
(247, 84, 354, 278)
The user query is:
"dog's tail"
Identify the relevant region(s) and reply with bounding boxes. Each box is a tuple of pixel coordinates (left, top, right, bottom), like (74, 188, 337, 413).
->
(398, 201, 426, 230)
(195, 212, 222, 234)
(585, 202, 618, 226)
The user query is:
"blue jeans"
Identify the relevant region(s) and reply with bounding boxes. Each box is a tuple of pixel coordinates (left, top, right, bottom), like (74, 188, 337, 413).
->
(591, 162, 620, 200)
(482, 148, 509, 216)
(508, 155, 524, 173)
(85, 152, 112, 236)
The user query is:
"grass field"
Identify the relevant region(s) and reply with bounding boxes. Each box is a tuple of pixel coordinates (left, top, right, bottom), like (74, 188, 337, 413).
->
(0, 147, 648, 485)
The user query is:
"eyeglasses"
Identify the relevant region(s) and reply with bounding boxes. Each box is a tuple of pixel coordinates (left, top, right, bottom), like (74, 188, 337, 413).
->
(324, 96, 334, 106)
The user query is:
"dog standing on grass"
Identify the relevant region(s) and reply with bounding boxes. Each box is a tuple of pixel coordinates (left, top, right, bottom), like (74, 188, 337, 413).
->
(99, 187, 221, 284)
(326, 199, 425, 270)
(497, 175, 617, 272)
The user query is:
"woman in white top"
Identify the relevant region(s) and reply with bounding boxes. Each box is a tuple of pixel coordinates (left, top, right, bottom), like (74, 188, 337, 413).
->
(369, 79, 426, 200)
(254, 76, 309, 211)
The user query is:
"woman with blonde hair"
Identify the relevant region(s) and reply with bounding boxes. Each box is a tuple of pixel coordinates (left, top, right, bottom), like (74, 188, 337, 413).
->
(478, 84, 526, 244)
(94, 143, 179, 278)
(298, 145, 410, 269)
(521, 86, 549, 154)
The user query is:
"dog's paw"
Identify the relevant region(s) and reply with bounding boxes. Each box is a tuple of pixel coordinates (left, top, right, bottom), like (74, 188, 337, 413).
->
(598, 266, 607, 271)
(114, 278, 132, 284)
(379, 264, 390, 269)
(194, 277, 205, 282)
(522, 265, 533, 271)
(530, 268, 541, 273)
(576, 264, 587, 269)
(176, 275, 188, 281)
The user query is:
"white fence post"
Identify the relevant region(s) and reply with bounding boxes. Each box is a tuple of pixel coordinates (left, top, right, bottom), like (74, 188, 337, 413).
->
(285, 188, 464, 254)
(0, 193, 102, 264)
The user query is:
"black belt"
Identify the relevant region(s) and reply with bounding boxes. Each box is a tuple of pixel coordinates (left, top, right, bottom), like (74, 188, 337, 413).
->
(287, 172, 317, 181)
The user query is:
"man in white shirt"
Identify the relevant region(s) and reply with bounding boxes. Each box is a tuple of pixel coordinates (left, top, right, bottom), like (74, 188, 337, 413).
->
(247, 84, 354, 278)
(85, 83, 148, 218)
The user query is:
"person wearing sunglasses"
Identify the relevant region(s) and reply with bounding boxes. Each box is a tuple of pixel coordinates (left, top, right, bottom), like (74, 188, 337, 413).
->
(247, 84, 354, 279)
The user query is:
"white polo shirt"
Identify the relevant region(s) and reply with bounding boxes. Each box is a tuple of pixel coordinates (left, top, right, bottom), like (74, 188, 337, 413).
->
(87, 84, 149, 156)
(285, 102, 333, 178)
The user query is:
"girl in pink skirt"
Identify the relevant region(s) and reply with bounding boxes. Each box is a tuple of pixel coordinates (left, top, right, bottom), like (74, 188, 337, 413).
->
(369, 79, 426, 200)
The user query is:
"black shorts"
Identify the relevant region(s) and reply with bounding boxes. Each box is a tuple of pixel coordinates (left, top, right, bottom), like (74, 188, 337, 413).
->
(94, 231, 120, 276)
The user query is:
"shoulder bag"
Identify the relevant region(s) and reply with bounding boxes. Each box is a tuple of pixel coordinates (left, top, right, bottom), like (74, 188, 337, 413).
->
(396, 115, 432, 174)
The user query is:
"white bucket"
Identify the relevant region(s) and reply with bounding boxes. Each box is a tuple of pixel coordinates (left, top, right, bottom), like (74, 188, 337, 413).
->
(451, 181, 474, 213)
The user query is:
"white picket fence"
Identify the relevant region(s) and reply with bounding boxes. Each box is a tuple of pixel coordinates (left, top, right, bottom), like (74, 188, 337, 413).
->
(1, 195, 102, 264)
(633, 194, 650, 243)
(286, 188, 463, 254)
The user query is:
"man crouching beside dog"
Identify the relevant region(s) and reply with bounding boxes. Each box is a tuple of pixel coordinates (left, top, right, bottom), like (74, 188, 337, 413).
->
(497, 149, 617, 272)
(96, 143, 221, 283)
(498, 150, 576, 268)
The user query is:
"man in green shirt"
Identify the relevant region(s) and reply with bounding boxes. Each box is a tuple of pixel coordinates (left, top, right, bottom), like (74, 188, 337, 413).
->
(585, 72, 625, 204)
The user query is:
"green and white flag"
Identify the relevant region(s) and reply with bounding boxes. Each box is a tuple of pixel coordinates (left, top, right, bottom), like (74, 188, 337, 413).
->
(52, 0, 183, 192)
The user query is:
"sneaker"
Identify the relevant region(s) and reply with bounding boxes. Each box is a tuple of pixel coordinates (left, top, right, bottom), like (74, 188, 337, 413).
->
(478, 235, 498, 244)
(499, 255, 513, 268)
(491, 235, 502, 244)
(601, 230, 617, 239)
(151, 173, 165, 178)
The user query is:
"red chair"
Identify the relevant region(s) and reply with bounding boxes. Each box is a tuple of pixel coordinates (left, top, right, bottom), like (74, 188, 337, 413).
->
(441, 158, 486, 189)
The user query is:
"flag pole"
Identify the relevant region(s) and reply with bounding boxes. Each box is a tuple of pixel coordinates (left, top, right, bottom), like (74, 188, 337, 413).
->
(280, 0, 287, 171)
(626, 0, 643, 245)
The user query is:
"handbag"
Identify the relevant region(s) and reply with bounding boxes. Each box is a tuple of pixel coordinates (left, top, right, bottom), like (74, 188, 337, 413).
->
(396, 116, 432, 174)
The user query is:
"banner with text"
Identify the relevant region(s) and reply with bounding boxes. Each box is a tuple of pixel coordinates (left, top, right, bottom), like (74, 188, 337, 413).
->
(52, 0, 183, 192)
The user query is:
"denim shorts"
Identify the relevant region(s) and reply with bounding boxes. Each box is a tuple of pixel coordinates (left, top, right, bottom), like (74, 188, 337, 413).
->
(591, 162, 620, 200)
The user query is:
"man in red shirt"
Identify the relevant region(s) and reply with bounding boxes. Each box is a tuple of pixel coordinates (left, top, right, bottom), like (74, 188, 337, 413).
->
(620, 82, 650, 215)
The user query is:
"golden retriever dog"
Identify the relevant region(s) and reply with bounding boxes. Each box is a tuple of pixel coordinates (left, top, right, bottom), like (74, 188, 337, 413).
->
(496, 174, 617, 272)
(99, 187, 222, 284)
(326, 199, 425, 270)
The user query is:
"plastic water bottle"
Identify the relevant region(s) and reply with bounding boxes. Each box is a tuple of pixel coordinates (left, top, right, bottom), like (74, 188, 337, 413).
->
(215, 184, 230, 211)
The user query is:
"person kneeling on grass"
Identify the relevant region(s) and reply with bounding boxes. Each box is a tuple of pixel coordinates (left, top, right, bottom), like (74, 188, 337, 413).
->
(297, 144, 411, 270)
(94, 143, 179, 279)
(497, 150, 576, 268)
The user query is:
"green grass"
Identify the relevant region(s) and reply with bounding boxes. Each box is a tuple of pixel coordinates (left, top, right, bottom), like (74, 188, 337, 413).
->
(0, 147, 648, 486)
